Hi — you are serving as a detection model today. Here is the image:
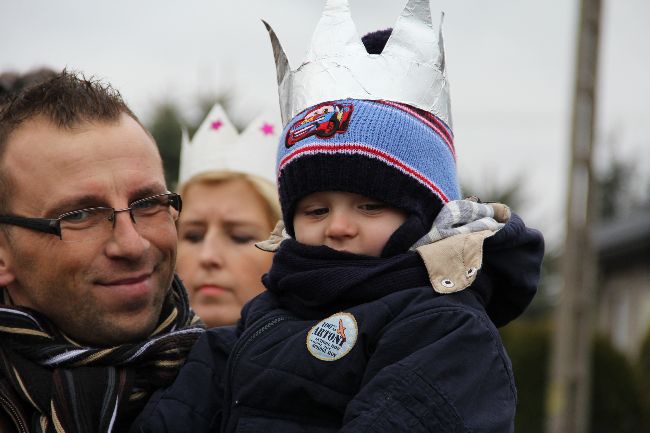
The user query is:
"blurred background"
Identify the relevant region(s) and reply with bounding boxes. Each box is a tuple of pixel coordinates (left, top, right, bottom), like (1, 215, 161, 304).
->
(2, 0, 649, 431)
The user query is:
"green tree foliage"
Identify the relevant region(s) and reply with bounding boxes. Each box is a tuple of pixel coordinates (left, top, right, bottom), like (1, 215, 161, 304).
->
(635, 326, 650, 431)
(147, 101, 184, 189)
(596, 157, 626, 221)
(595, 145, 650, 221)
(500, 320, 551, 433)
(590, 335, 645, 433)
(502, 322, 648, 433)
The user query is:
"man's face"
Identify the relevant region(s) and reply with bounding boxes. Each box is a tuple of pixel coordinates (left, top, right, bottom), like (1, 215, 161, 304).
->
(0, 114, 176, 346)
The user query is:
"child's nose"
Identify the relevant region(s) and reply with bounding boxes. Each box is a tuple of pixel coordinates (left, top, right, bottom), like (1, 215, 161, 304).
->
(325, 210, 357, 238)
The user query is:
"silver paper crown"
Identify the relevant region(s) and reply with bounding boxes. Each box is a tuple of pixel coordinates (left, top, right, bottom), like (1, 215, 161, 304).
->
(177, 103, 281, 186)
(264, 0, 451, 127)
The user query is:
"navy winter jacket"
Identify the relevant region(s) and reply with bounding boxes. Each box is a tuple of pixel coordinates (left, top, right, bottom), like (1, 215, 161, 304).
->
(131, 214, 544, 433)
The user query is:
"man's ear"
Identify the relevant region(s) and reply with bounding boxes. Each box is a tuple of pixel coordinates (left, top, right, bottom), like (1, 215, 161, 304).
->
(0, 234, 16, 287)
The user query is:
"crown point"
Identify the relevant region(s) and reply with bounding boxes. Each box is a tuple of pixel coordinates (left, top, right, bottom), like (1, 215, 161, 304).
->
(305, 0, 365, 62)
(263, 19, 293, 125)
(211, 120, 224, 130)
(263, 20, 291, 78)
(181, 127, 190, 148)
(383, 0, 435, 61)
(178, 103, 280, 185)
(267, 0, 452, 126)
(437, 12, 446, 71)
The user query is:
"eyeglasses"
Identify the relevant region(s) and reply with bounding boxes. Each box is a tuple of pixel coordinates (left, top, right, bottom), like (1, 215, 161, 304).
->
(0, 192, 182, 243)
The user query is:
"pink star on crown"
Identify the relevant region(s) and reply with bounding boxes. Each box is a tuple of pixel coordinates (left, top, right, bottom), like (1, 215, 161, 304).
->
(260, 122, 275, 136)
(211, 120, 223, 130)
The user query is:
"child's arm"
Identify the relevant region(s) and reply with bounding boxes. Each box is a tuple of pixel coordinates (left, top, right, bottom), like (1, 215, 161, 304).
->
(340, 292, 516, 433)
(129, 327, 237, 433)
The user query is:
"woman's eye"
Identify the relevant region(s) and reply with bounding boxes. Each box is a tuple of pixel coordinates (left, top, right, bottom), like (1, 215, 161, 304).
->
(181, 231, 204, 243)
(230, 234, 257, 244)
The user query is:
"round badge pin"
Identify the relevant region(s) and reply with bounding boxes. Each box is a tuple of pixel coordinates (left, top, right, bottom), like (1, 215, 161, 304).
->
(306, 312, 358, 361)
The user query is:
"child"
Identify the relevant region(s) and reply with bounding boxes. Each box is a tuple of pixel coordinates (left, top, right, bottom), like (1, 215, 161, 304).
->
(131, 2, 544, 432)
(132, 100, 544, 432)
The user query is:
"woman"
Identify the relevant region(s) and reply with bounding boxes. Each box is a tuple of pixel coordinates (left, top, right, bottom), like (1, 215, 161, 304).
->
(175, 104, 280, 327)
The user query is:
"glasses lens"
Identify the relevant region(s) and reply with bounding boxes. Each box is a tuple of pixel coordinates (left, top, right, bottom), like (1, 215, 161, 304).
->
(57, 194, 179, 242)
(131, 194, 180, 224)
(59, 208, 113, 242)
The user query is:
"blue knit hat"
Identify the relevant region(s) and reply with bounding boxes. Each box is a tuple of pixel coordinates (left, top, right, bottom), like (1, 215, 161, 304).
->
(277, 98, 460, 247)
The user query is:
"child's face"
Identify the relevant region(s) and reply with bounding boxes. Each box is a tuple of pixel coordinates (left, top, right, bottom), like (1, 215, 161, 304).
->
(293, 191, 407, 257)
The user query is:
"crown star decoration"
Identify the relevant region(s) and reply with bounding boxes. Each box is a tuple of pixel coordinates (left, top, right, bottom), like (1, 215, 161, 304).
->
(260, 122, 275, 135)
(178, 103, 281, 186)
(264, 0, 451, 127)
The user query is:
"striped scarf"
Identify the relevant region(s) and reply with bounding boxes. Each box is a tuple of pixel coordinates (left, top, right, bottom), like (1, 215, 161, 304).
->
(0, 275, 205, 433)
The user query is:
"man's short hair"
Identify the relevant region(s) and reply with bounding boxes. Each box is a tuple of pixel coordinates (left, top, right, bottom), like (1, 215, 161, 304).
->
(0, 67, 57, 107)
(0, 69, 142, 214)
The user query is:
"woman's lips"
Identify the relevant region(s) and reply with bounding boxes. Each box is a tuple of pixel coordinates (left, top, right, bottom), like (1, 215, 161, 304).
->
(196, 285, 227, 295)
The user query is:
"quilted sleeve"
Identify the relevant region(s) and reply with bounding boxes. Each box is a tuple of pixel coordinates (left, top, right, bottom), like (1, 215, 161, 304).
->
(129, 327, 237, 433)
(340, 294, 516, 433)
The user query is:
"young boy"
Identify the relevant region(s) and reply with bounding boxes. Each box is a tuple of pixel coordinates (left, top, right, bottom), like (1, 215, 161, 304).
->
(131, 2, 544, 432)
(132, 97, 543, 433)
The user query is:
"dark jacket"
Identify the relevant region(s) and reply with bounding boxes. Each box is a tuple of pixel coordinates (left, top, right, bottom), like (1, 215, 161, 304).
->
(0, 376, 29, 433)
(132, 214, 544, 433)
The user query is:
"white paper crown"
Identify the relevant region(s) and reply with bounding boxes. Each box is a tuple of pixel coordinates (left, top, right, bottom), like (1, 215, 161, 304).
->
(177, 103, 281, 186)
(264, 0, 451, 127)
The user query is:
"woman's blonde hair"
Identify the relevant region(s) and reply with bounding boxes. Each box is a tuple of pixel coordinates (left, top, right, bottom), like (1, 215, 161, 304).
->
(177, 171, 280, 228)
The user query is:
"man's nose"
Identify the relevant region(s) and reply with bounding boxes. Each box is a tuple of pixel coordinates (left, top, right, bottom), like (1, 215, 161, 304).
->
(104, 210, 149, 259)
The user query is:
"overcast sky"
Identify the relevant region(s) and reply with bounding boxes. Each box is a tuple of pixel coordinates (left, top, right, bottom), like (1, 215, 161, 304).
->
(2, 0, 649, 247)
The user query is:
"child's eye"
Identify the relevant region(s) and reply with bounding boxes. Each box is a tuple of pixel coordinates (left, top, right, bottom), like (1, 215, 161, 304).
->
(359, 203, 386, 212)
(305, 207, 329, 216)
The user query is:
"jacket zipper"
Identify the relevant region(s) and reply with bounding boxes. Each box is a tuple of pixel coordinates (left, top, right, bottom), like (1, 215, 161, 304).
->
(231, 315, 290, 369)
(221, 315, 291, 428)
(0, 392, 29, 433)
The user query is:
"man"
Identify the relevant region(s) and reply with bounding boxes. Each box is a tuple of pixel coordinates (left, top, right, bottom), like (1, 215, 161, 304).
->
(0, 70, 204, 433)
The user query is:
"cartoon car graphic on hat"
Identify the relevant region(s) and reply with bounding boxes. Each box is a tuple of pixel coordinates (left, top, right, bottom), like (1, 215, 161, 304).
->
(285, 103, 353, 147)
